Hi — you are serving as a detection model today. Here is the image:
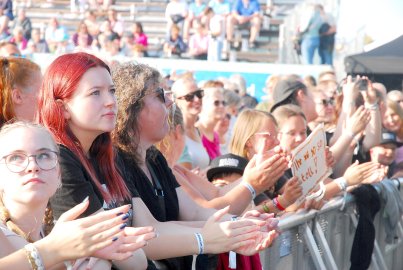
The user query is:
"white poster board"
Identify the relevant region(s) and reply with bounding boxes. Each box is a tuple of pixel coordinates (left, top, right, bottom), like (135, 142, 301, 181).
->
(290, 124, 332, 206)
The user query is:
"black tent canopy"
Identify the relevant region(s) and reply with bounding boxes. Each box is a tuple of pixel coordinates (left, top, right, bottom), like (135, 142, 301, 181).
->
(344, 35, 403, 90)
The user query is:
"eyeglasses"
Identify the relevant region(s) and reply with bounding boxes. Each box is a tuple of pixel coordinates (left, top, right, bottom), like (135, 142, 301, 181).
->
(176, 89, 204, 102)
(213, 100, 227, 107)
(315, 98, 334, 107)
(254, 131, 275, 138)
(0, 151, 58, 173)
(154, 87, 166, 103)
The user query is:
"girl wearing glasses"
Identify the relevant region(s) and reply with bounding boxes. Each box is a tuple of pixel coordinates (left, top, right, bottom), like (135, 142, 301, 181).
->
(112, 62, 280, 270)
(229, 109, 302, 213)
(0, 122, 154, 269)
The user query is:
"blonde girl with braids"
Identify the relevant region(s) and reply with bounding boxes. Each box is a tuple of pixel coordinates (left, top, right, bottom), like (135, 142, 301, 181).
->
(0, 121, 156, 269)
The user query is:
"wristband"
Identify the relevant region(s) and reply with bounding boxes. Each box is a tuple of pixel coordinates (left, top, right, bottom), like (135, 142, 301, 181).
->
(24, 243, 45, 270)
(334, 177, 347, 191)
(194, 233, 204, 255)
(273, 196, 285, 211)
(241, 181, 256, 199)
(366, 103, 378, 110)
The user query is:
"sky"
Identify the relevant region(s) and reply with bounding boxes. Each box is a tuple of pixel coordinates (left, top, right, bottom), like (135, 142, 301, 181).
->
(338, 0, 403, 46)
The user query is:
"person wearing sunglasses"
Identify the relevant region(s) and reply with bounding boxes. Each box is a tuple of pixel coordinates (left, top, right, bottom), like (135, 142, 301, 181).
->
(172, 77, 210, 170)
(311, 89, 335, 132)
(196, 86, 227, 160)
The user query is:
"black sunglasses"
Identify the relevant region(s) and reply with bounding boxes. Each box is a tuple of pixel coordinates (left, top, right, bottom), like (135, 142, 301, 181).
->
(213, 100, 227, 107)
(177, 89, 204, 102)
(316, 98, 334, 107)
(155, 87, 166, 103)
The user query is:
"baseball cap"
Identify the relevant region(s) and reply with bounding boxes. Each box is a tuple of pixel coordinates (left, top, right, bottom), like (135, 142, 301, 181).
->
(270, 78, 306, 112)
(379, 130, 399, 146)
(207, 154, 248, 181)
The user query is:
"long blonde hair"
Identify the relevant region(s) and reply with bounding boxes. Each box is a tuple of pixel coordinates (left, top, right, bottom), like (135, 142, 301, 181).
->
(229, 109, 277, 159)
(0, 121, 58, 241)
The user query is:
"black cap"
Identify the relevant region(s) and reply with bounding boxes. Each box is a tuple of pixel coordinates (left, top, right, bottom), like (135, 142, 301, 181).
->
(270, 78, 306, 112)
(207, 154, 248, 181)
(380, 130, 398, 146)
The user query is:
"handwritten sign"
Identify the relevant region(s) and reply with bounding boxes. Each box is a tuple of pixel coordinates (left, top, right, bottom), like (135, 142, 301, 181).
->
(291, 123, 332, 206)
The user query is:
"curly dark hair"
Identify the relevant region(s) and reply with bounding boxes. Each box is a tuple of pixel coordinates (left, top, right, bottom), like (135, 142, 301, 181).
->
(112, 62, 161, 163)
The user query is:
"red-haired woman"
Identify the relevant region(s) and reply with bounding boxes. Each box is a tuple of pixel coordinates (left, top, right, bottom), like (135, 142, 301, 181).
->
(37, 53, 275, 270)
(37, 52, 151, 270)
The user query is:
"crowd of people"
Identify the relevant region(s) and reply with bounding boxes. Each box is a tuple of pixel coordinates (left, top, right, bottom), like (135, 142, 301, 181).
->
(0, 1, 402, 270)
(0, 0, 272, 63)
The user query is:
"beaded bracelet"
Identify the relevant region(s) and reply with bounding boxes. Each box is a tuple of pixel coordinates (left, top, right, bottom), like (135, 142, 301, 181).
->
(24, 243, 45, 270)
(194, 233, 204, 255)
(273, 196, 285, 211)
(241, 181, 256, 200)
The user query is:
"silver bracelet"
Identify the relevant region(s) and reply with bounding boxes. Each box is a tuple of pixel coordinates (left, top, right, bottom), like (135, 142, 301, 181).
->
(24, 243, 45, 270)
(366, 102, 379, 110)
(241, 181, 256, 199)
(194, 233, 204, 255)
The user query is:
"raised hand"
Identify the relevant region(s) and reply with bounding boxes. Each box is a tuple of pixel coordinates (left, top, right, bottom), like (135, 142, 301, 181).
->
(202, 206, 261, 254)
(343, 161, 381, 186)
(243, 152, 288, 194)
(282, 177, 303, 206)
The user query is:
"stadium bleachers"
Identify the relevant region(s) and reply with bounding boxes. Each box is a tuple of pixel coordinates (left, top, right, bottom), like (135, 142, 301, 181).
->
(18, 0, 303, 63)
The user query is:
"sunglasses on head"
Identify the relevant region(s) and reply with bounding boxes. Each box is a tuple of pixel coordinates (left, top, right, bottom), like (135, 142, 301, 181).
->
(177, 89, 204, 102)
(213, 100, 227, 107)
(316, 98, 334, 106)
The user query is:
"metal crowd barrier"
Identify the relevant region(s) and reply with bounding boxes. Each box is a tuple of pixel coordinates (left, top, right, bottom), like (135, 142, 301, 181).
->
(260, 178, 403, 270)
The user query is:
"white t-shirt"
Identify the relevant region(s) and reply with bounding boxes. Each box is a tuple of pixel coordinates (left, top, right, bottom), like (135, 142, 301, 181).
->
(185, 135, 210, 169)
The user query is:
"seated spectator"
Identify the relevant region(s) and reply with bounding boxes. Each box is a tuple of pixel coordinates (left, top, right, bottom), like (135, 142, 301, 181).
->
(72, 20, 93, 47)
(165, 0, 188, 36)
(73, 32, 92, 53)
(188, 19, 209, 60)
(0, 0, 13, 39)
(9, 26, 28, 51)
(105, 8, 124, 37)
(208, 0, 231, 17)
(132, 22, 148, 52)
(12, 8, 31, 40)
(184, 0, 207, 41)
(83, 10, 100, 37)
(227, 0, 262, 49)
(26, 28, 49, 53)
(44, 17, 69, 52)
(163, 24, 187, 58)
(99, 20, 119, 42)
(120, 31, 135, 56)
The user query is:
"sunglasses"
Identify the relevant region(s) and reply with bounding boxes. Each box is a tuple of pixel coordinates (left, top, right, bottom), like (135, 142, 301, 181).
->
(155, 87, 166, 103)
(176, 89, 204, 102)
(213, 100, 227, 107)
(315, 98, 334, 107)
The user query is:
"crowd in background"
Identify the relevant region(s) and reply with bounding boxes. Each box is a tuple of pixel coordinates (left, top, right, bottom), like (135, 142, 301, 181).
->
(0, 0, 276, 62)
(0, 1, 402, 270)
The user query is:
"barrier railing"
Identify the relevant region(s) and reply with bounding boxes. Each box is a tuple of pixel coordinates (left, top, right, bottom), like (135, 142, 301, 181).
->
(260, 178, 403, 270)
